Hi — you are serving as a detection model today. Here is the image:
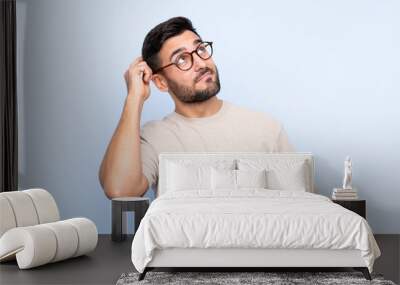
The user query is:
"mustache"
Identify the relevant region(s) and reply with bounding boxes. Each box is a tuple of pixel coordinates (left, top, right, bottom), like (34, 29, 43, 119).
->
(195, 68, 213, 82)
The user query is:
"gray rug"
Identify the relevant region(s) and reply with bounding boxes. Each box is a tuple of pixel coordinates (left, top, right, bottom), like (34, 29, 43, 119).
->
(116, 271, 396, 285)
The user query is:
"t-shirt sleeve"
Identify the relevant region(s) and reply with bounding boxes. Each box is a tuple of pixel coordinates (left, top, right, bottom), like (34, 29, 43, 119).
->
(140, 127, 158, 189)
(275, 125, 296, 152)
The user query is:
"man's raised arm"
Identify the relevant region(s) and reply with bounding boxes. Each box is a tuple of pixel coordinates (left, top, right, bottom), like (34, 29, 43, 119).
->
(99, 57, 153, 199)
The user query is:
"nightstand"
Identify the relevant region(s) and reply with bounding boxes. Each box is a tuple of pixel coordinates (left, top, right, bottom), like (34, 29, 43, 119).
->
(332, 199, 366, 219)
(111, 197, 150, 242)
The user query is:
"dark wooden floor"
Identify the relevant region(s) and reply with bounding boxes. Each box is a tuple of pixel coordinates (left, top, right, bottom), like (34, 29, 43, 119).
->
(0, 234, 398, 285)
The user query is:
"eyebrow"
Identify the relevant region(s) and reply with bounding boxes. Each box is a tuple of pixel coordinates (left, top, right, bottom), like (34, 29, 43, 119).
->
(169, 38, 203, 62)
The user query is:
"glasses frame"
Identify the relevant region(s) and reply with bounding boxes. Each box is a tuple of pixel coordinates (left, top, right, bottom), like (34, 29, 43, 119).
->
(153, 41, 213, 74)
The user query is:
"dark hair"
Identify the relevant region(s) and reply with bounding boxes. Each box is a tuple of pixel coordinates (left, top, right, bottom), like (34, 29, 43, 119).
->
(142, 17, 200, 71)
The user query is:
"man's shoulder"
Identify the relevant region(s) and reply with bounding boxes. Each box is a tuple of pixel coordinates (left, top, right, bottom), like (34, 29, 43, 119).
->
(141, 119, 166, 132)
(227, 101, 282, 128)
(140, 116, 175, 139)
(141, 119, 164, 130)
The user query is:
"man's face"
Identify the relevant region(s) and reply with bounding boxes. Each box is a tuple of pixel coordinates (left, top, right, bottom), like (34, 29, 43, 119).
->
(156, 30, 221, 103)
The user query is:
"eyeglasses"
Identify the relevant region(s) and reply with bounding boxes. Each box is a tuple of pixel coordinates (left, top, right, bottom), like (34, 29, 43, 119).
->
(153, 41, 213, 74)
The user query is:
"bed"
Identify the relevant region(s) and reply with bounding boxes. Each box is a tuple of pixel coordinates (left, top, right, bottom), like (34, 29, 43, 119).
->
(131, 152, 381, 281)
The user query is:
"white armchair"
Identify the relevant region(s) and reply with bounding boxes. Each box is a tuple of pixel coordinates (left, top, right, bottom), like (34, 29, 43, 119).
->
(0, 188, 98, 269)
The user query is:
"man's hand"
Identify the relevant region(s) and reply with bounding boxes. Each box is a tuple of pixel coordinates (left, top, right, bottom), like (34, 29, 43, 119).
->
(124, 56, 153, 102)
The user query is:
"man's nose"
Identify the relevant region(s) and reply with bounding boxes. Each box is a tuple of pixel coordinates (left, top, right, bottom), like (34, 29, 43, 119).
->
(193, 52, 207, 71)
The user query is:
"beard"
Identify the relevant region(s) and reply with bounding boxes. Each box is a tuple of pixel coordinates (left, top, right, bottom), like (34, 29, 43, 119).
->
(165, 66, 221, 104)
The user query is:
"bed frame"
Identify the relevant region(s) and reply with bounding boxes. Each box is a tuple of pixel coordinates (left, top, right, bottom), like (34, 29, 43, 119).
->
(138, 152, 372, 281)
(140, 248, 371, 280)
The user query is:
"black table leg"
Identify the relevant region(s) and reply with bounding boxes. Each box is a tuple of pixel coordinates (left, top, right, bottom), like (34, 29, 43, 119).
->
(112, 198, 150, 242)
(112, 200, 126, 242)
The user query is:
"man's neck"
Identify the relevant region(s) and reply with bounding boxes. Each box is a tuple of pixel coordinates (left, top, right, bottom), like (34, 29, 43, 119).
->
(174, 97, 223, 118)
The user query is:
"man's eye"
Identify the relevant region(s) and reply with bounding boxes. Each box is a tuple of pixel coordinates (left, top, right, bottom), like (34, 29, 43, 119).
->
(198, 46, 206, 53)
(176, 55, 188, 65)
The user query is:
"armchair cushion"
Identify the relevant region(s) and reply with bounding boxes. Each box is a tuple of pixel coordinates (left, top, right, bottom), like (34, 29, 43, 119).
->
(0, 218, 97, 269)
(0, 188, 98, 269)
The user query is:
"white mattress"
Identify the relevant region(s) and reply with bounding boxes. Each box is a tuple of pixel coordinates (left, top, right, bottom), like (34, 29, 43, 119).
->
(131, 189, 381, 273)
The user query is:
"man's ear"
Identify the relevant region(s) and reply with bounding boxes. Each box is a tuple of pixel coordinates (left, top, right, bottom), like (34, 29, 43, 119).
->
(152, 74, 169, 92)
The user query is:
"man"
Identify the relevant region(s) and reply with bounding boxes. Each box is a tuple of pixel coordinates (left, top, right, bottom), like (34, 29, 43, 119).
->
(99, 17, 295, 199)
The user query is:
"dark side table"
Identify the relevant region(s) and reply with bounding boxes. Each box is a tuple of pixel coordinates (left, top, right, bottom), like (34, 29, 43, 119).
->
(332, 199, 366, 219)
(111, 197, 150, 242)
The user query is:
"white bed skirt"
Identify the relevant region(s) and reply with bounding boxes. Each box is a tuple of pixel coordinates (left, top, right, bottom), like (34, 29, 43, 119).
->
(147, 248, 366, 268)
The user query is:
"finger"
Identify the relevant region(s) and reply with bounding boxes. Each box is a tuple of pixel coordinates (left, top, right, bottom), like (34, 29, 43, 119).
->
(142, 66, 153, 83)
(135, 62, 152, 81)
(134, 69, 145, 82)
(128, 64, 144, 81)
(140, 61, 153, 72)
(131, 56, 143, 66)
(133, 68, 147, 85)
(124, 70, 132, 84)
(136, 64, 144, 72)
(133, 62, 147, 74)
(124, 69, 131, 77)
(129, 58, 143, 72)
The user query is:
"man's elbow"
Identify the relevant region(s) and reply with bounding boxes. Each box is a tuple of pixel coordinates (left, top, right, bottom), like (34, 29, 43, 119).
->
(100, 176, 149, 200)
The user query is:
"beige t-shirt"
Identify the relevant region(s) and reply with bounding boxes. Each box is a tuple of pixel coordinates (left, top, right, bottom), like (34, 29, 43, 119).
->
(140, 100, 295, 188)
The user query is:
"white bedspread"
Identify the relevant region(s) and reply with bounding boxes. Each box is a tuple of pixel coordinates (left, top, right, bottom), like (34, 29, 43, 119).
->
(131, 189, 381, 273)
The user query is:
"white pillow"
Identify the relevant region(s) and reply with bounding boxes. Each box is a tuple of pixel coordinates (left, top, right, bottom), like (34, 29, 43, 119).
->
(237, 159, 309, 191)
(211, 168, 236, 190)
(266, 165, 307, 191)
(167, 163, 211, 191)
(211, 168, 268, 190)
(166, 160, 236, 192)
(237, 169, 268, 188)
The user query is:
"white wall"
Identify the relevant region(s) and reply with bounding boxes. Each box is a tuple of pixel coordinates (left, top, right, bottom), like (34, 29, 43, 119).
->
(16, 0, 400, 234)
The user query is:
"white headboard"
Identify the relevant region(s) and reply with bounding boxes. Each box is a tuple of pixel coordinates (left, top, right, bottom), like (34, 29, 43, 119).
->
(157, 152, 315, 197)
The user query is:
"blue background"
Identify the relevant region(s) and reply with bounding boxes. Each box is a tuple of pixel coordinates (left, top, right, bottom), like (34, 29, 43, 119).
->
(16, 0, 399, 234)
